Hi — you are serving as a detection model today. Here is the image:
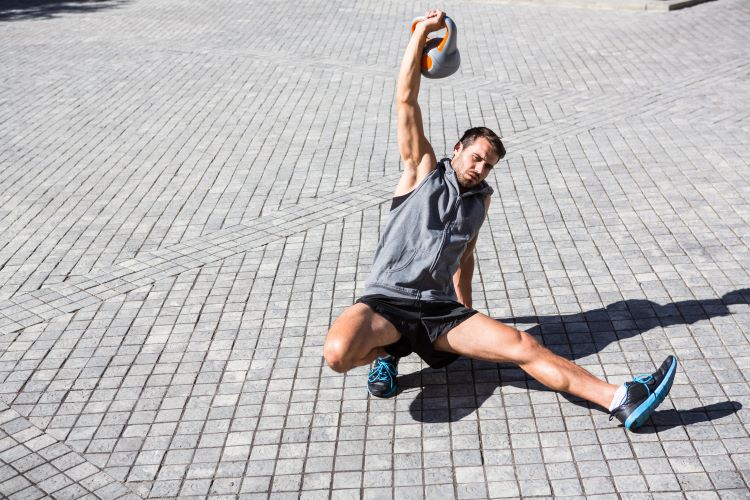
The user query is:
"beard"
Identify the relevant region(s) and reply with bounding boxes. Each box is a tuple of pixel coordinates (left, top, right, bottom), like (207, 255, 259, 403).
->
(456, 172, 479, 188)
(453, 158, 480, 188)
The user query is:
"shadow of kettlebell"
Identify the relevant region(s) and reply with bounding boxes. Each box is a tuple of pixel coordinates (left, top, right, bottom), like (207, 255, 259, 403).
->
(410, 15, 460, 79)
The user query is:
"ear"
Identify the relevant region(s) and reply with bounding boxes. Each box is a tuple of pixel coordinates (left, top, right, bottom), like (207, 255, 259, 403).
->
(453, 141, 463, 154)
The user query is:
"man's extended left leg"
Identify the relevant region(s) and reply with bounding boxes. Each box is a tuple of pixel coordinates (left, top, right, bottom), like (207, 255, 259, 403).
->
(434, 313, 617, 408)
(434, 312, 678, 430)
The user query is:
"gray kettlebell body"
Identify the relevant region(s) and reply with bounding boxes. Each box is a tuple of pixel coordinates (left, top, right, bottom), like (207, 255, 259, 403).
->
(410, 16, 460, 79)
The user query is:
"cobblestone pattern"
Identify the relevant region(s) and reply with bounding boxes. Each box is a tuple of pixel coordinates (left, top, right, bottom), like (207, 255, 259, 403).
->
(504, 0, 714, 12)
(0, 401, 138, 499)
(1, 0, 749, 498)
(0, 181, 393, 335)
(0, 56, 744, 337)
(0, 0, 747, 302)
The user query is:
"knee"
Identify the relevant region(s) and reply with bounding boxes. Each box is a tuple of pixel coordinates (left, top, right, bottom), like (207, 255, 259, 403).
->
(323, 304, 375, 373)
(323, 337, 351, 373)
(513, 331, 546, 363)
(519, 331, 542, 349)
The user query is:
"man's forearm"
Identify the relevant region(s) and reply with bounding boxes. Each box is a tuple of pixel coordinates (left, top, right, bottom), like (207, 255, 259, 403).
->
(397, 25, 428, 104)
(453, 257, 474, 308)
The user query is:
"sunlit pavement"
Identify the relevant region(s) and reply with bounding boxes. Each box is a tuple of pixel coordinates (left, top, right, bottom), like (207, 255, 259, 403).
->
(0, 0, 749, 497)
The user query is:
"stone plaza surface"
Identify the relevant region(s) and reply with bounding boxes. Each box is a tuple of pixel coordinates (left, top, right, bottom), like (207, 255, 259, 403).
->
(0, 0, 749, 498)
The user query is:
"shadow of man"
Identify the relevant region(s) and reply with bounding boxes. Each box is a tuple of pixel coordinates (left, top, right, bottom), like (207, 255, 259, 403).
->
(401, 288, 748, 428)
(0, 0, 129, 22)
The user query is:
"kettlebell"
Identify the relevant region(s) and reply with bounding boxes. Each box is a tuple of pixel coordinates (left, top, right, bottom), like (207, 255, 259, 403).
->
(410, 15, 460, 79)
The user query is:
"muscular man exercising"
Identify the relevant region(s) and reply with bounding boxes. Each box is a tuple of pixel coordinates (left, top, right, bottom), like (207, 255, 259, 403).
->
(323, 9, 676, 431)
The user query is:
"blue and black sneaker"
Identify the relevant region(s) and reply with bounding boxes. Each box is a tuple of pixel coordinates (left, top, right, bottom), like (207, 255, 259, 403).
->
(610, 355, 678, 431)
(368, 355, 399, 398)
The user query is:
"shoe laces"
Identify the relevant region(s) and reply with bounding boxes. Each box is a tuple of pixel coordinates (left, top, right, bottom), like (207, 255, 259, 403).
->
(632, 373, 654, 395)
(633, 374, 654, 386)
(368, 357, 397, 383)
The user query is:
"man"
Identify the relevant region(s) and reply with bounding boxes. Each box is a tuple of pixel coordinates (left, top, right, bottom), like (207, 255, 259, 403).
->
(323, 10, 677, 431)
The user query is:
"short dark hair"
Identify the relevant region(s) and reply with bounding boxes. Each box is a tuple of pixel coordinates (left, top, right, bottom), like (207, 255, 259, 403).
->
(458, 127, 506, 160)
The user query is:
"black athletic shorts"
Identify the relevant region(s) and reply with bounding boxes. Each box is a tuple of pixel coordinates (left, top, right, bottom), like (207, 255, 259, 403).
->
(355, 294, 478, 369)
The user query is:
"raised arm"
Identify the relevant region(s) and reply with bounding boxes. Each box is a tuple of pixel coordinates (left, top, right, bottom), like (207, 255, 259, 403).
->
(394, 10, 444, 196)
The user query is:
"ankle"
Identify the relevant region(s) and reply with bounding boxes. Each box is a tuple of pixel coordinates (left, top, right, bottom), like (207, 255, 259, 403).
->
(608, 384, 628, 412)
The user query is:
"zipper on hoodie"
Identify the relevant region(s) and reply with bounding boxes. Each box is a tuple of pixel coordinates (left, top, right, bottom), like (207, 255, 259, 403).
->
(428, 198, 461, 274)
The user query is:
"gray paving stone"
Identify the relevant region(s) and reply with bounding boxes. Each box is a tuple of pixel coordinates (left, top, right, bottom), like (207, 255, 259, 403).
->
(1, 0, 750, 498)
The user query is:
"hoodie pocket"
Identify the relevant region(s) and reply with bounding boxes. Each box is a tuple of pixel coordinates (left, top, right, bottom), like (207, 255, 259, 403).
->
(385, 248, 418, 274)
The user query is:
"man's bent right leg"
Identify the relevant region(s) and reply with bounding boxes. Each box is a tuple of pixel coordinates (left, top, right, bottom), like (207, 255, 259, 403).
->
(324, 303, 402, 373)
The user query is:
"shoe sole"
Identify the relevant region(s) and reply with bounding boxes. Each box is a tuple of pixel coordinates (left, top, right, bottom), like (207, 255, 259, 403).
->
(624, 356, 677, 430)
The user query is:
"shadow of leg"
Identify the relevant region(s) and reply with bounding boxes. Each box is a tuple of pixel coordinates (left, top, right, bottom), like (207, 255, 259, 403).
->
(397, 288, 749, 426)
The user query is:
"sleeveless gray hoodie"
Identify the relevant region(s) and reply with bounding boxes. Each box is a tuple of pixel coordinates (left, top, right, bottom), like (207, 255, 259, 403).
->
(363, 158, 493, 302)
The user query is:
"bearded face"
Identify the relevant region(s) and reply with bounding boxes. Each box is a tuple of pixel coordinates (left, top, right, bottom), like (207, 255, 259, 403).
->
(452, 138, 499, 189)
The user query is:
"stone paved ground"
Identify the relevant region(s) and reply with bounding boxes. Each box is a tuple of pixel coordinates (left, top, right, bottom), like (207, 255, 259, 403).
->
(1, 0, 749, 498)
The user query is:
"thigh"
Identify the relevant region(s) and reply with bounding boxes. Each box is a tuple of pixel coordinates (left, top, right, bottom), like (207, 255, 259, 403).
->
(433, 312, 541, 364)
(325, 303, 402, 359)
